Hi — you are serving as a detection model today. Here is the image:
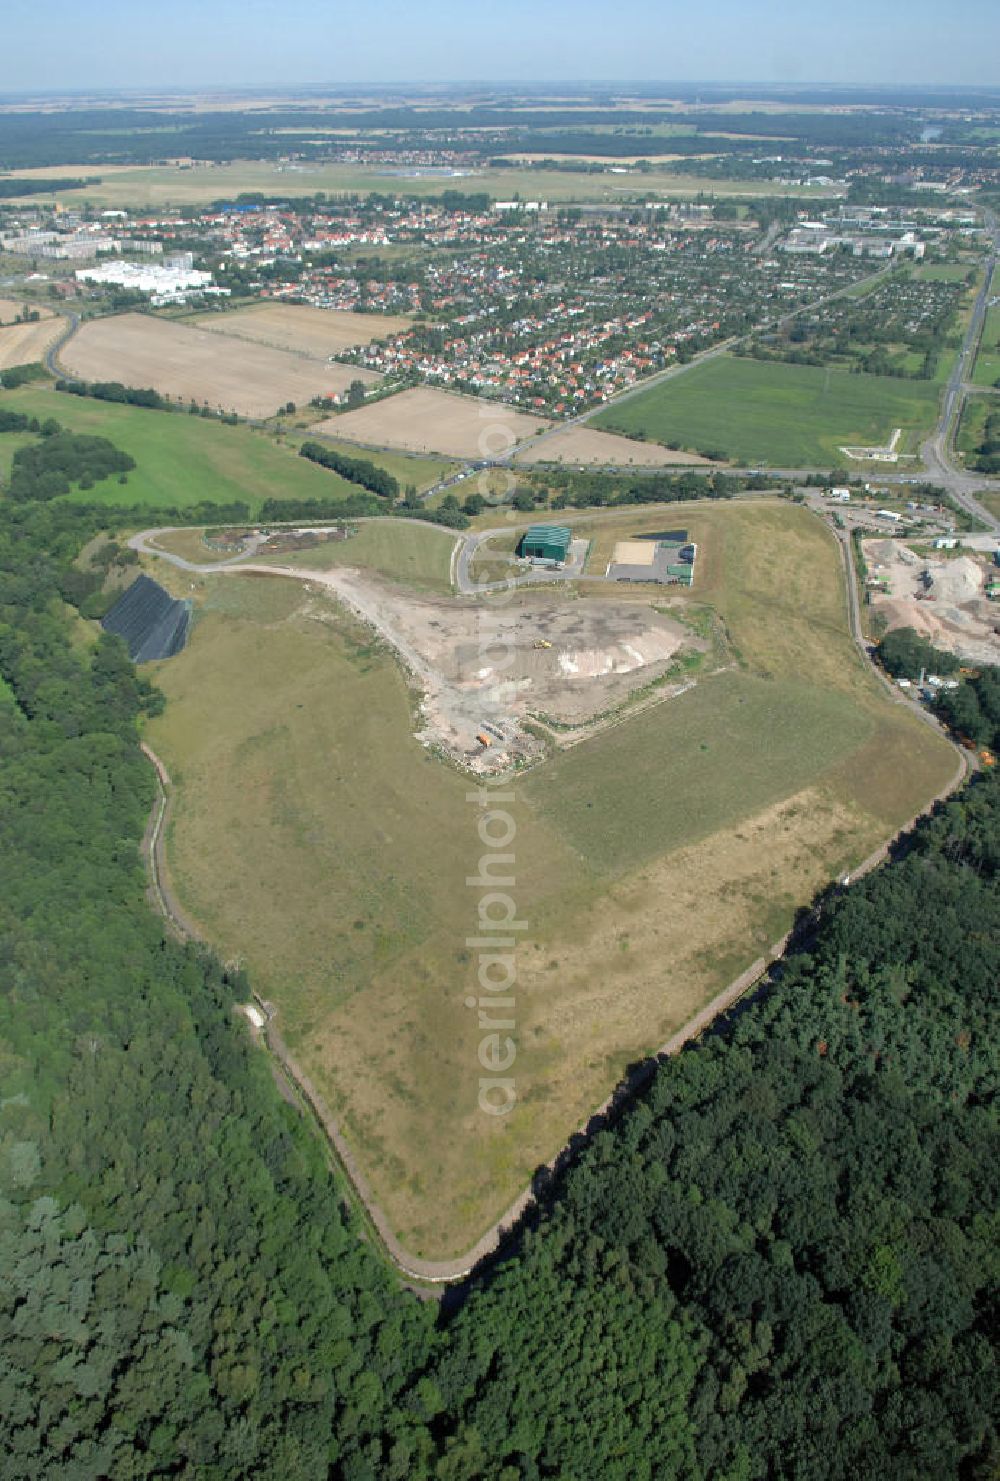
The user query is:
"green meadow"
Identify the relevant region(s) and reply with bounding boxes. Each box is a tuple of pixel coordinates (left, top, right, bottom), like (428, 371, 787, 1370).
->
(0, 386, 369, 512)
(594, 354, 941, 466)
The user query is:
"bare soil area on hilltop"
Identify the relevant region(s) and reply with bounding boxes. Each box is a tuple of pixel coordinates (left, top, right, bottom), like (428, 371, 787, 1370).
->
(248, 563, 698, 766)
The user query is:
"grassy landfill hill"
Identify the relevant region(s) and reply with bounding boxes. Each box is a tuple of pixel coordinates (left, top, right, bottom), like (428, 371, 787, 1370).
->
(145, 499, 955, 1256)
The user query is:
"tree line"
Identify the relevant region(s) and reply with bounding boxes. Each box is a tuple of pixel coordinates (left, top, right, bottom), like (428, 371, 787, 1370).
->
(299, 439, 400, 498)
(877, 626, 1000, 754)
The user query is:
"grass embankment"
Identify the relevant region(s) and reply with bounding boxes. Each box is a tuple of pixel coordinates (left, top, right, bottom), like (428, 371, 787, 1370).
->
(972, 274, 1000, 388)
(255, 519, 458, 594)
(287, 431, 460, 495)
(909, 262, 978, 284)
(594, 354, 941, 466)
(955, 393, 996, 471)
(146, 500, 955, 1257)
(0, 430, 36, 483)
(977, 490, 1000, 522)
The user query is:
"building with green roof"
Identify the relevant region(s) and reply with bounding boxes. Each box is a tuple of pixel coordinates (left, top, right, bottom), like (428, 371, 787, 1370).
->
(519, 524, 573, 563)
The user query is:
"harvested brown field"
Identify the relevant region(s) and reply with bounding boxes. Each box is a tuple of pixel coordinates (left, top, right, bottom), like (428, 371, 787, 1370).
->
(517, 423, 711, 467)
(0, 298, 54, 325)
(0, 314, 63, 370)
(60, 313, 381, 418)
(315, 385, 551, 458)
(192, 301, 412, 358)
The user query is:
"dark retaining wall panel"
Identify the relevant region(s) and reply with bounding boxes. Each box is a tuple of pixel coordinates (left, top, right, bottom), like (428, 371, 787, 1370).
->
(101, 574, 191, 663)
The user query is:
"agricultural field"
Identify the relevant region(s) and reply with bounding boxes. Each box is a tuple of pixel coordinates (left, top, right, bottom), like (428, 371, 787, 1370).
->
(59, 313, 381, 419)
(0, 312, 63, 370)
(144, 499, 955, 1257)
(0, 386, 366, 511)
(316, 385, 551, 459)
(189, 301, 412, 358)
(593, 354, 941, 466)
(516, 424, 710, 466)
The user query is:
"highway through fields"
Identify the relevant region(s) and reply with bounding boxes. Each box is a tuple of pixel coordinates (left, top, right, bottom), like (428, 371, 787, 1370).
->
(44, 310, 80, 377)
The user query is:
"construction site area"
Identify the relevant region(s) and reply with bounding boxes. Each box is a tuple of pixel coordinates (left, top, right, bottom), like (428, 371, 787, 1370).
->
(862, 537, 1000, 666)
(277, 572, 703, 770)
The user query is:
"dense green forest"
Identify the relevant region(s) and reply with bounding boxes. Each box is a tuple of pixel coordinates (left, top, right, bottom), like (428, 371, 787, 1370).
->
(0, 392, 996, 1476)
(2, 417, 136, 501)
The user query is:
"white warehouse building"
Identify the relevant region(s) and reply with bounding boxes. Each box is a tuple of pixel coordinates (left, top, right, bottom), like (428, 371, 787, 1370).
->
(75, 259, 216, 303)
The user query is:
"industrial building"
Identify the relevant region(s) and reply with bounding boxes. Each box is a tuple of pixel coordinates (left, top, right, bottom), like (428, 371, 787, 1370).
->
(607, 532, 697, 585)
(75, 254, 222, 305)
(520, 524, 573, 564)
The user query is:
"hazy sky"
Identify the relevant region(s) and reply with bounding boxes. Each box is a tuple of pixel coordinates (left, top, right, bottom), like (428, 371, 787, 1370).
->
(2, 0, 999, 93)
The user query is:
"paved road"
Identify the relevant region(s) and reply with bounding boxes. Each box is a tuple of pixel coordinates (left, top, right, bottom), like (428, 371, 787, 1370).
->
(43, 310, 80, 378)
(919, 207, 999, 531)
